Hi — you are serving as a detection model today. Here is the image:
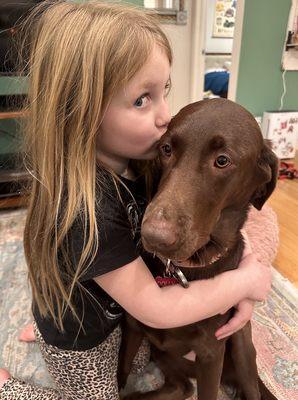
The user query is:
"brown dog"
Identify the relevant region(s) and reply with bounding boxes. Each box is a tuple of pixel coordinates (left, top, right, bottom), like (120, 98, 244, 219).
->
(119, 99, 279, 400)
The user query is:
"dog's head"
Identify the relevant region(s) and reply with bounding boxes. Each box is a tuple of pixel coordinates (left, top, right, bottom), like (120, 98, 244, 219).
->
(142, 99, 278, 266)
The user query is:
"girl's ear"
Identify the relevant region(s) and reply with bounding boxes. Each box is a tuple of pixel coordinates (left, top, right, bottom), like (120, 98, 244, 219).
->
(250, 143, 279, 210)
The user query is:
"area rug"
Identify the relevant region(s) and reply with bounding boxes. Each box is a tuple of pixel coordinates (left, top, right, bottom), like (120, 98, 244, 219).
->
(0, 207, 297, 399)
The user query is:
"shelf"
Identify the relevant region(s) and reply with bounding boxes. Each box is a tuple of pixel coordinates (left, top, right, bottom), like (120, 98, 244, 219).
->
(0, 169, 30, 183)
(0, 76, 28, 96)
(0, 194, 29, 209)
(0, 110, 26, 120)
(286, 43, 298, 51)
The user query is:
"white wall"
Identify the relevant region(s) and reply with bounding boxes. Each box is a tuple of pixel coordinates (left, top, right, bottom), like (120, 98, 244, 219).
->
(162, 1, 201, 115)
(205, 0, 233, 53)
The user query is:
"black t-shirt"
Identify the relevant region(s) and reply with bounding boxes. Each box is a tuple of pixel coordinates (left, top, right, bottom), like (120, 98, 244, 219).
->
(33, 168, 160, 350)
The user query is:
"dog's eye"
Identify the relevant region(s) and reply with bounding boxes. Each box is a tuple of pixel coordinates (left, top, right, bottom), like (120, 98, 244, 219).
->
(215, 155, 231, 168)
(161, 144, 172, 157)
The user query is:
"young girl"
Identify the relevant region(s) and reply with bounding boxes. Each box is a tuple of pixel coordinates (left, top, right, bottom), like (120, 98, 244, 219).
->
(0, 1, 272, 399)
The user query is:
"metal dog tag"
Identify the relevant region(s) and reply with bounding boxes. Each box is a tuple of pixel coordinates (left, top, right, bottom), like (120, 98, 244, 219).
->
(172, 265, 190, 288)
(166, 259, 189, 289)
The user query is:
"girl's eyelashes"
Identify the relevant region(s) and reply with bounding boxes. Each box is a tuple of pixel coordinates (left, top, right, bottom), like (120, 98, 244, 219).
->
(164, 81, 171, 97)
(164, 81, 172, 97)
(134, 93, 150, 108)
(134, 82, 171, 107)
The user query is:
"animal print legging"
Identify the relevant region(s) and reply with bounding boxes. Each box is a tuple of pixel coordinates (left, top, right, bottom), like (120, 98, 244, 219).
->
(0, 322, 150, 400)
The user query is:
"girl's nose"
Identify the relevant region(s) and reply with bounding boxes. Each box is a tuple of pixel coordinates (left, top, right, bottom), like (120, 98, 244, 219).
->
(156, 99, 171, 129)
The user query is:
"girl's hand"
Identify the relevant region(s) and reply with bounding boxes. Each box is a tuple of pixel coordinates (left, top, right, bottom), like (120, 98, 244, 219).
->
(238, 253, 272, 302)
(215, 299, 255, 340)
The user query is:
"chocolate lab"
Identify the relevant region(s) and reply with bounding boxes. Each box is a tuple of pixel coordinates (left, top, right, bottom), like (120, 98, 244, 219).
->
(119, 99, 279, 400)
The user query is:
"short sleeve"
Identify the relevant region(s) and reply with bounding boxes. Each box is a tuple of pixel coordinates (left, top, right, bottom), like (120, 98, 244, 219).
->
(69, 194, 140, 282)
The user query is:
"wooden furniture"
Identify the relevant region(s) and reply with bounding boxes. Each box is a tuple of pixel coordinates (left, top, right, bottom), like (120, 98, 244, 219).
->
(0, 110, 29, 209)
(0, 168, 30, 209)
(0, 110, 26, 120)
(0, 193, 29, 209)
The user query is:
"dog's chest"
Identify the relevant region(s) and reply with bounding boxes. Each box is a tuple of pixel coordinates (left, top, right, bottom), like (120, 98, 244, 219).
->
(146, 311, 232, 359)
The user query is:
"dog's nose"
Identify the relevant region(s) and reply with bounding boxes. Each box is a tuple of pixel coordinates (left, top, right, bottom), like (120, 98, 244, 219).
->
(142, 208, 178, 250)
(142, 219, 178, 249)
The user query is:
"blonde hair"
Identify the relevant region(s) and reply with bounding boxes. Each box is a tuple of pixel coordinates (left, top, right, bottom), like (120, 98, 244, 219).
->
(17, 0, 172, 331)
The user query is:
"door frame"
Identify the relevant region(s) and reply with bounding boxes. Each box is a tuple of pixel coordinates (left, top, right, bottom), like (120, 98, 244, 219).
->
(190, 0, 246, 102)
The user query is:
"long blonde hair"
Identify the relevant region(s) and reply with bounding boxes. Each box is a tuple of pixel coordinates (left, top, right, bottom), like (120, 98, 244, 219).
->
(17, 0, 172, 331)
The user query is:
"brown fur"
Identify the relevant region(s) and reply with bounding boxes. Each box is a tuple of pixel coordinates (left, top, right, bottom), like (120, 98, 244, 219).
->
(119, 99, 279, 400)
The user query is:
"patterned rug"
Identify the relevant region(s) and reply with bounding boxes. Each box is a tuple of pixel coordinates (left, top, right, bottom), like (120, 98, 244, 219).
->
(0, 207, 297, 399)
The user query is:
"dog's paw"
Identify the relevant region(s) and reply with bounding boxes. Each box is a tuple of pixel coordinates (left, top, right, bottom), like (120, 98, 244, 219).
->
(222, 383, 243, 400)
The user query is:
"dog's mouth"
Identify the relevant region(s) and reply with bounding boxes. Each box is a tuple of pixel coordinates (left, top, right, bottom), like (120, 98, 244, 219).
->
(188, 239, 228, 267)
(158, 236, 228, 269)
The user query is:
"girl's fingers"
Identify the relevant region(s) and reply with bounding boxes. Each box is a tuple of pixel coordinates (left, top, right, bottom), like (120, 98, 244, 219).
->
(216, 330, 242, 341)
(215, 312, 244, 339)
(215, 299, 254, 340)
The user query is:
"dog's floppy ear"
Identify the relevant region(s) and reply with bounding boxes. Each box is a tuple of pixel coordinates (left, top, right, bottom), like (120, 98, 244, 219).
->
(250, 142, 279, 210)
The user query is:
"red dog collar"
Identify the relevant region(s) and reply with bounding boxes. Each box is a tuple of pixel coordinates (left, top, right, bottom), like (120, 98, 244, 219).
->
(155, 260, 190, 288)
(155, 276, 179, 287)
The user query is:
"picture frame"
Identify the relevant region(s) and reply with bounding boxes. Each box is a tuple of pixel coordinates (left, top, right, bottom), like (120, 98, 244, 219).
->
(212, 0, 237, 38)
(282, 0, 298, 71)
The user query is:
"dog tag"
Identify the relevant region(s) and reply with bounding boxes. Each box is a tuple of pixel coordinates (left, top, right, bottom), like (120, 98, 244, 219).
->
(172, 265, 190, 289)
(166, 259, 189, 289)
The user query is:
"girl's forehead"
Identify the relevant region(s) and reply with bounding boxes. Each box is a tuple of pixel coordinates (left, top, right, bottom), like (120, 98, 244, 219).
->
(126, 47, 170, 91)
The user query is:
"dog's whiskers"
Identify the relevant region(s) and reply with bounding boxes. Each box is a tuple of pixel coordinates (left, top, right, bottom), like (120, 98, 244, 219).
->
(192, 250, 204, 266)
(201, 245, 210, 265)
(190, 237, 228, 267)
(210, 236, 225, 252)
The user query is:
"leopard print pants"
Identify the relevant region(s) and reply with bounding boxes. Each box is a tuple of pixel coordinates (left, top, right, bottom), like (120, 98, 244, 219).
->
(0, 322, 122, 399)
(0, 321, 150, 400)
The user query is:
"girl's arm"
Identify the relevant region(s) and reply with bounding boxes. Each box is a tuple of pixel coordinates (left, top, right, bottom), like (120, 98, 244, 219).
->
(94, 252, 271, 329)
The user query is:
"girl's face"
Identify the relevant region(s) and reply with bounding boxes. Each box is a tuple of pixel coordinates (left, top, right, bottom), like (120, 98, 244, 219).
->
(96, 45, 171, 174)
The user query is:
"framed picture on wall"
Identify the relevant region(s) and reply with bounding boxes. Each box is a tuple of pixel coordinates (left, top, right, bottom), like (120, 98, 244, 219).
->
(212, 0, 237, 38)
(282, 0, 298, 70)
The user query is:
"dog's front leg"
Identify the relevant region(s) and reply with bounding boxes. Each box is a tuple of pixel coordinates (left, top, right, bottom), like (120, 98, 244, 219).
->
(121, 346, 194, 400)
(193, 340, 226, 400)
(228, 323, 261, 400)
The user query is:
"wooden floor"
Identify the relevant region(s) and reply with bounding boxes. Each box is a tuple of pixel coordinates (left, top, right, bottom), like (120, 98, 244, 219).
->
(268, 153, 298, 287)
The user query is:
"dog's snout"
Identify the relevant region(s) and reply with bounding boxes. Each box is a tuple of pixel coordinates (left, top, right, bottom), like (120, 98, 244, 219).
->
(142, 220, 177, 248)
(151, 207, 171, 222)
(142, 209, 178, 250)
